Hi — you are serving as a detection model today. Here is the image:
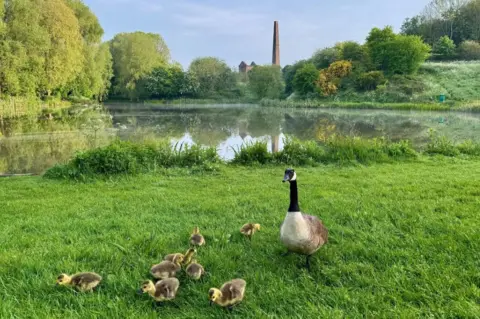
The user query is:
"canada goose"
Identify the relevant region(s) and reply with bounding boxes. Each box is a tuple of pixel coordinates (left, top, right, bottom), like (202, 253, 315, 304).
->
(185, 258, 205, 280)
(209, 279, 246, 310)
(190, 227, 205, 246)
(151, 254, 183, 279)
(280, 168, 328, 270)
(56, 272, 102, 292)
(138, 278, 180, 304)
(240, 223, 261, 240)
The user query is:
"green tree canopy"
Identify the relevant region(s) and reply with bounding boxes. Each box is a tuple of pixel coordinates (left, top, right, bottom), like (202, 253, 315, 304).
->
(282, 60, 309, 96)
(247, 65, 284, 100)
(433, 35, 457, 59)
(110, 32, 170, 99)
(311, 46, 342, 69)
(188, 57, 236, 98)
(293, 63, 320, 96)
(367, 27, 431, 74)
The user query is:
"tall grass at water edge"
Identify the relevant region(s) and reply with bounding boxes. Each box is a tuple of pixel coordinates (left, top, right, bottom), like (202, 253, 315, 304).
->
(45, 133, 480, 180)
(260, 99, 480, 112)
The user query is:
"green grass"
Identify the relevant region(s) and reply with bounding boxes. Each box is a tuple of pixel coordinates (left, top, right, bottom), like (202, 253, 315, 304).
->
(1, 161, 480, 318)
(260, 99, 480, 112)
(419, 62, 480, 102)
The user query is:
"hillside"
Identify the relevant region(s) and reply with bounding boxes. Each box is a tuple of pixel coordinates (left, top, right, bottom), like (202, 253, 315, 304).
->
(327, 61, 480, 104)
(418, 62, 480, 101)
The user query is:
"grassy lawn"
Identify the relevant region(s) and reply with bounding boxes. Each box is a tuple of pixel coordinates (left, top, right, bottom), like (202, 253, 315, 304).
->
(1, 160, 479, 318)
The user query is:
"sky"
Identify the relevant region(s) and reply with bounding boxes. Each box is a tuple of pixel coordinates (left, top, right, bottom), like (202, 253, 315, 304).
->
(83, 0, 431, 69)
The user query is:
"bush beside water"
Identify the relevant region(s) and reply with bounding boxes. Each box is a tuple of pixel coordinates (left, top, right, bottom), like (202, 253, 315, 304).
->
(44, 132, 480, 180)
(44, 140, 219, 180)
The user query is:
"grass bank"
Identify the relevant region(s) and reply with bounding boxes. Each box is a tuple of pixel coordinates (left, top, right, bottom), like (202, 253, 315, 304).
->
(1, 161, 479, 318)
(260, 99, 480, 112)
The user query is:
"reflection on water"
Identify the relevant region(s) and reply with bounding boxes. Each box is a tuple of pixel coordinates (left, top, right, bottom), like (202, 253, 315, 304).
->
(1, 103, 479, 174)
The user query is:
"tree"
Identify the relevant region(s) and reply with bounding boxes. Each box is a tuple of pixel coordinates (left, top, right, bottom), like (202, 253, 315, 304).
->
(62, 0, 112, 100)
(293, 63, 319, 96)
(143, 64, 187, 99)
(110, 32, 170, 99)
(188, 57, 236, 98)
(367, 27, 431, 74)
(458, 40, 480, 60)
(366, 26, 397, 70)
(316, 61, 352, 96)
(282, 60, 309, 95)
(433, 35, 457, 59)
(311, 46, 342, 69)
(339, 41, 367, 62)
(247, 65, 284, 100)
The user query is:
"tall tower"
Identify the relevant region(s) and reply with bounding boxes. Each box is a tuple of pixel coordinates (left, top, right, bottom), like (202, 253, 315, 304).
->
(272, 21, 280, 65)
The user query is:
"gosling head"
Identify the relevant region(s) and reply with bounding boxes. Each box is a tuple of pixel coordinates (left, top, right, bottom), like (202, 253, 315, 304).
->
(173, 254, 184, 265)
(208, 288, 222, 306)
(137, 280, 155, 295)
(192, 226, 200, 234)
(253, 224, 261, 231)
(56, 274, 72, 286)
(282, 168, 296, 183)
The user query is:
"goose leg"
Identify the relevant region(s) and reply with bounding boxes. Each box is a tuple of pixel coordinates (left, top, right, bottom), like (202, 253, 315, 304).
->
(305, 255, 312, 271)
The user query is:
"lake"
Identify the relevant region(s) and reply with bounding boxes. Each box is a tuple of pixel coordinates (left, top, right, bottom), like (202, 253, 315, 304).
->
(1, 103, 479, 174)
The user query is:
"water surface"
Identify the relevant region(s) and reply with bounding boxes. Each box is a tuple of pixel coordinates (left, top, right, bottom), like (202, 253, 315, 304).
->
(1, 103, 479, 174)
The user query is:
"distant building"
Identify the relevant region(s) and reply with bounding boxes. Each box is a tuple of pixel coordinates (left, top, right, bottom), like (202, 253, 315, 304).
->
(239, 61, 256, 73)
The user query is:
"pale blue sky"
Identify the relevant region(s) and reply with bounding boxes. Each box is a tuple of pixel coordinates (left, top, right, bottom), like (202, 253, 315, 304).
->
(84, 0, 430, 69)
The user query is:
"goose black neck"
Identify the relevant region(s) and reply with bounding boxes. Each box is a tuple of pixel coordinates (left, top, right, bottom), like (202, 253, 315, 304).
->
(288, 180, 300, 212)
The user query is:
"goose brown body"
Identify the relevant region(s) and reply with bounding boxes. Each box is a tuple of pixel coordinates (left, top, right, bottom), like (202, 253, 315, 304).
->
(139, 278, 180, 302)
(209, 279, 246, 308)
(186, 259, 205, 280)
(150, 255, 183, 279)
(190, 227, 205, 246)
(56, 272, 102, 292)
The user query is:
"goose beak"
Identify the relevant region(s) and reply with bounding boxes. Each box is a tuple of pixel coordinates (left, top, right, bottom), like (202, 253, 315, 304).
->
(282, 174, 289, 183)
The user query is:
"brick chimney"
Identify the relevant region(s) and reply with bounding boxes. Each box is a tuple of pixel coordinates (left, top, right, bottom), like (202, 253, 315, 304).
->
(272, 21, 280, 65)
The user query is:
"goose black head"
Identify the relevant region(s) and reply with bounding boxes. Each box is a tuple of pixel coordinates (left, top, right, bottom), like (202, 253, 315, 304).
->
(282, 168, 296, 183)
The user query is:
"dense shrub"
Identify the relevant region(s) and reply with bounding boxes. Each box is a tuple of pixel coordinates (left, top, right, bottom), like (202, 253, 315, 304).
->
(231, 136, 417, 166)
(458, 41, 480, 61)
(356, 71, 386, 91)
(432, 36, 456, 60)
(231, 141, 272, 165)
(293, 63, 319, 97)
(44, 140, 219, 179)
(274, 138, 325, 166)
(426, 130, 460, 156)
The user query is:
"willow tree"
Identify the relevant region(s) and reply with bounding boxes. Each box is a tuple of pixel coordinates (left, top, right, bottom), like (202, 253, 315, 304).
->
(63, 0, 113, 100)
(39, 0, 84, 95)
(110, 32, 170, 99)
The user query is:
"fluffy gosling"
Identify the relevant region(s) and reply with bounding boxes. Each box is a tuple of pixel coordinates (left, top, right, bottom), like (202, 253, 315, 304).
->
(138, 278, 180, 304)
(151, 254, 183, 279)
(190, 227, 205, 246)
(185, 258, 205, 280)
(182, 248, 196, 266)
(240, 223, 261, 240)
(56, 272, 102, 292)
(209, 279, 246, 311)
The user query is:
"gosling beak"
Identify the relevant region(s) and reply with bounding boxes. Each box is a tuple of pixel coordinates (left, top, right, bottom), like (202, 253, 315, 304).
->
(137, 289, 144, 295)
